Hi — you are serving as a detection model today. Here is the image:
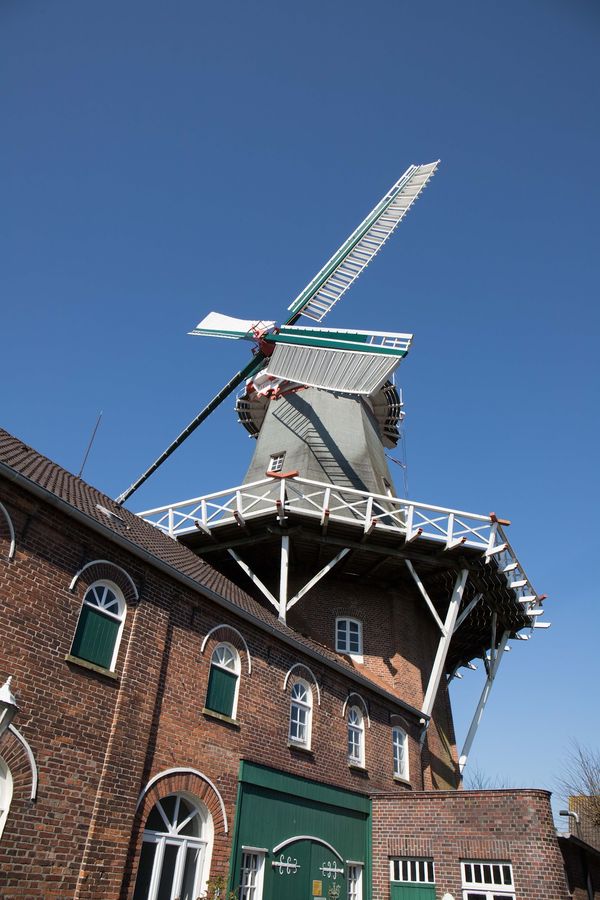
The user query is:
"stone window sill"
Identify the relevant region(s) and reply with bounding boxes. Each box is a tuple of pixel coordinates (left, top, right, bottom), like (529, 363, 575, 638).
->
(288, 742, 314, 757)
(348, 763, 368, 776)
(201, 707, 241, 730)
(393, 775, 412, 787)
(65, 654, 120, 681)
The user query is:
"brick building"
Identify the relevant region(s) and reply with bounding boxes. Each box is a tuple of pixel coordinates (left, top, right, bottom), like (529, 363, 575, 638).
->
(0, 394, 596, 899)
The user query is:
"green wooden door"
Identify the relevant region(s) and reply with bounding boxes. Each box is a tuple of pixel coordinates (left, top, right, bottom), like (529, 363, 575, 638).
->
(269, 840, 310, 900)
(268, 839, 346, 900)
(309, 841, 346, 900)
(390, 883, 436, 900)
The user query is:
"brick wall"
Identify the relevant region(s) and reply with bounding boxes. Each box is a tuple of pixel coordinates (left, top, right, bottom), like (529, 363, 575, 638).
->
(0, 477, 425, 898)
(372, 788, 571, 900)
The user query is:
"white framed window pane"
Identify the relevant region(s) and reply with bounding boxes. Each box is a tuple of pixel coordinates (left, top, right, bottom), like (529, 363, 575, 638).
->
(132, 841, 157, 900)
(290, 705, 307, 742)
(156, 842, 179, 900)
(390, 857, 434, 885)
(348, 864, 362, 900)
(348, 621, 360, 652)
(180, 845, 202, 900)
(240, 851, 264, 900)
(268, 453, 285, 473)
(213, 644, 236, 670)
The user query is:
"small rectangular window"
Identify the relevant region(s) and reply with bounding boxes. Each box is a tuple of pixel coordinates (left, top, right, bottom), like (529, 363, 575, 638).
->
(336, 618, 363, 657)
(390, 857, 434, 884)
(461, 860, 515, 900)
(267, 453, 286, 474)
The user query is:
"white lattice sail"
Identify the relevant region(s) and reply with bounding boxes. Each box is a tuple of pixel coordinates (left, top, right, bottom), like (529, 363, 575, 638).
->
(287, 161, 439, 323)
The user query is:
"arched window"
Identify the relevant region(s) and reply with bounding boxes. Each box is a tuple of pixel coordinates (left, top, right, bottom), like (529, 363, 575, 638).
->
(205, 642, 240, 719)
(132, 793, 213, 900)
(347, 705, 365, 767)
(393, 726, 409, 780)
(289, 678, 312, 748)
(71, 581, 126, 671)
(0, 756, 13, 840)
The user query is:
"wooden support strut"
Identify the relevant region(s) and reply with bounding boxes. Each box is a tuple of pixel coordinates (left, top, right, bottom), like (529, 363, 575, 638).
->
(421, 568, 469, 724)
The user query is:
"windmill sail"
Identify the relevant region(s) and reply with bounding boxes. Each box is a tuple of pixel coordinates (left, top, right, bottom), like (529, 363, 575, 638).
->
(263, 325, 413, 395)
(287, 161, 439, 323)
(190, 312, 276, 340)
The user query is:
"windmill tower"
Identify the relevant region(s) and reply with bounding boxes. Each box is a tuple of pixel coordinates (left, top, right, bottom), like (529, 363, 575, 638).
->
(133, 161, 549, 784)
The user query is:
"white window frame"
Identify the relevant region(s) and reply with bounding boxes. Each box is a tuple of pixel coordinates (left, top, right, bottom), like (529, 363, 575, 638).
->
(392, 726, 409, 781)
(71, 580, 127, 671)
(390, 858, 435, 884)
(0, 756, 13, 840)
(347, 706, 365, 767)
(461, 860, 515, 900)
(347, 862, 363, 900)
(134, 793, 214, 900)
(239, 848, 266, 900)
(335, 618, 363, 660)
(208, 642, 241, 718)
(288, 678, 312, 748)
(268, 452, 286, 474)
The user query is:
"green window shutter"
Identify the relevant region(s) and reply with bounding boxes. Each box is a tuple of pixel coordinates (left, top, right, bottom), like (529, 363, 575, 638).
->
(206, 665, 237, 717)
(72, 605, 120, 669)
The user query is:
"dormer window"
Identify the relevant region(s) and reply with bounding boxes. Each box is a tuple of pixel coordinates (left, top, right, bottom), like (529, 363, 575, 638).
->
(336, 618, 363, 659)
(268, 452, 286, 474)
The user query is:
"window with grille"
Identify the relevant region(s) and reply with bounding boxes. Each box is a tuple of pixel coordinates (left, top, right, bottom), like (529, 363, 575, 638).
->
(347, 863, 363, 899)
(239, 850, 265, 900)
(461, 860, 515, 899)
(289, 678, 312, 747)
(336, 618, 363, 657)
(71, 581, 126, 671)
(392, 726, 409, 780)
(347, 706, 365, 767)
(390, 858, 435, 884)
(268, 452, 286, 474)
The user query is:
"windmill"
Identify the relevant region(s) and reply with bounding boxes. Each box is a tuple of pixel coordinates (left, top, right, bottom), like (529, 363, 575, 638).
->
(116, 161, 439, 505)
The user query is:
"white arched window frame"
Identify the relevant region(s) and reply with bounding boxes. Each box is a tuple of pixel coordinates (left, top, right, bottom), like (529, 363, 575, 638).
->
(289, 678, 313, 748)
(335, 617, 363, 660)
(0, 756, 13, 840)
(205, 642, 241, 719)
(347, 705, 365, 767)
(392, 726, 409, 780)
(132, 792, 214, 900)
(71, 580, 127, 671)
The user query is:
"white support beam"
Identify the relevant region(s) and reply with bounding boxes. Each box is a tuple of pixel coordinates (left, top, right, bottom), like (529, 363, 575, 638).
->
(227, 549, 279, 615)
(459, 629, 510, 774)
(421, 568, 469, 720)
(404, 559, 445, 634)
(489, 612, 498, 668)
(279, 536, 290, 621)
(286, 548, 351, 613)
(453, 592, 483, 633)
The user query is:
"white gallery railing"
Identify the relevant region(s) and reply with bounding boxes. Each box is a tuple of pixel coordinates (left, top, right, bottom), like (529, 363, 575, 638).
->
(137, 475, 546, 625)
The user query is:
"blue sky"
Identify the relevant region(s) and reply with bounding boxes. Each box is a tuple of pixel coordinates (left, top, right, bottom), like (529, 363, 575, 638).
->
(2, 0, 599, 803)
